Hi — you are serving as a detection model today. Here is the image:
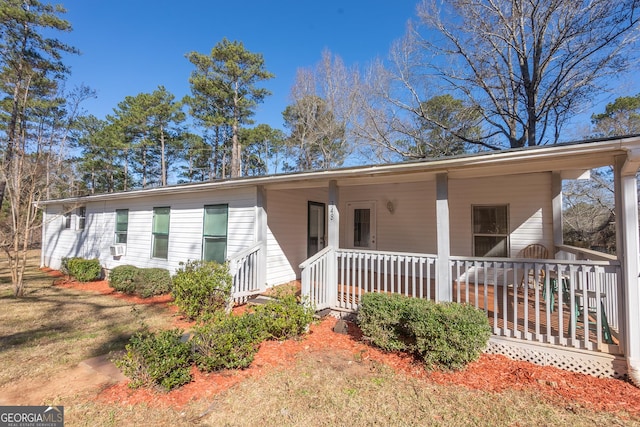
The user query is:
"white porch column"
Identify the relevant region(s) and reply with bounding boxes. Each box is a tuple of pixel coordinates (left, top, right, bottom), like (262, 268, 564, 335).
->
(551, 172, 563, 253)
(327, 180, 339, 307)
(328, 180, 340, 247)
(436, 173, 452, 302)
(256, 185, 268, 290)
(615, 153, 640, 386)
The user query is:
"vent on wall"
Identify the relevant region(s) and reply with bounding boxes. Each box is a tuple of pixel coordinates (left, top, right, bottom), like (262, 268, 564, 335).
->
(109, 244, 126, 257)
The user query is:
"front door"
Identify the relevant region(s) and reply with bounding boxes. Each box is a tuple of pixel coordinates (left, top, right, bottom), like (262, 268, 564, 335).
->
(347, 201, 377, 249)
(308, 201, 326, 257)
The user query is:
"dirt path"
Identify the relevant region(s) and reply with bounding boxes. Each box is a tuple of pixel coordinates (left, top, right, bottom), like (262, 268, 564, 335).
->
(0, 354, 124, 406)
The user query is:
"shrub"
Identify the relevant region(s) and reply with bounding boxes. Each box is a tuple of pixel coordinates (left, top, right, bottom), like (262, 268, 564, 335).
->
(109, 265, 172, 298)
(172, 260, 233, 320)
(109, 265, 138, 294)
(252, 287, 314, 340)
(137, 268, 172, 298)
(357, 293, 415, 352)
(358, 293, 491, 371)
(191, 313, 264, 371)
(403, 301, 491, 371)
(115, 328, 192, 391)
(66, 257, 102, 282)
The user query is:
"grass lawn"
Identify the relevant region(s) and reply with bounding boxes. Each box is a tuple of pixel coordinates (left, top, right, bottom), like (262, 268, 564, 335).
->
(1, 251, 639, 426)
(0, 252, 174, 395)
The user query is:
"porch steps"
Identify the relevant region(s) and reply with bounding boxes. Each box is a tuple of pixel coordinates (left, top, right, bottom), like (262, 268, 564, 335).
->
(246, 295, 277, 305)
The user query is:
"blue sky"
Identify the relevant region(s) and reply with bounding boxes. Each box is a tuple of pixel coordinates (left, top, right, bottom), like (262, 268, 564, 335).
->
(58, 0, 418, 130)
(56, 1, 639, 140)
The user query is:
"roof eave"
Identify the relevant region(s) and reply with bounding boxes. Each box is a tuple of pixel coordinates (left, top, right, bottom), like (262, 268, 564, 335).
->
(37, 135, 640, 206)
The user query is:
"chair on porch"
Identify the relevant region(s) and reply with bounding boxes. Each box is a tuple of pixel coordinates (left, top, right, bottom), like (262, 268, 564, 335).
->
(517, 243, 550, 288)
(560, 278, 614, 344)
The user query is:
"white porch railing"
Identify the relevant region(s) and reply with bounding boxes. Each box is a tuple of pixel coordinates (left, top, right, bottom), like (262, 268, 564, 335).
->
(300, 246, 335, 311)
(299, 247, 622, 354)
(335, 249, 437, 311)
(299, 248, 438, 311)
(555, 245, 620, 331)
(451, 256, 621, 353)
(227, 242, 264, 303)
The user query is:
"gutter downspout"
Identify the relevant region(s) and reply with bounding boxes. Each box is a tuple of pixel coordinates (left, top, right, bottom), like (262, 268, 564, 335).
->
(617, 150, 640, 386)
(40, 205, 46, 268)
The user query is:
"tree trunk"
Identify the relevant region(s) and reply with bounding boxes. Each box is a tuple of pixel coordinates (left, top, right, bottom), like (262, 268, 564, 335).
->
(160, 124, 167, 186)
(231, 125, 240, 177)
(0, 181, 5, 211)
(231, 86, 241, 178)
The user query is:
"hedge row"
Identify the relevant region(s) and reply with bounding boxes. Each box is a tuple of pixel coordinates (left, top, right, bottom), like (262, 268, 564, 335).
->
(116, 289, 315, 391)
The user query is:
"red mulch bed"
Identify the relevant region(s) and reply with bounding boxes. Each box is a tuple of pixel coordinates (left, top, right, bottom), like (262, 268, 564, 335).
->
(44, 268, 640, 416)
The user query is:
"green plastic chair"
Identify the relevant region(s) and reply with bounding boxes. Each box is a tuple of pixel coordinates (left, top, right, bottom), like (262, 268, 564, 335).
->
(559, 278, 613, 344)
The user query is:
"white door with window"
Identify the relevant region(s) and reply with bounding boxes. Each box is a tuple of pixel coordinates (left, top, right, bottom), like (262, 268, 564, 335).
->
(346, 201, 377, 250)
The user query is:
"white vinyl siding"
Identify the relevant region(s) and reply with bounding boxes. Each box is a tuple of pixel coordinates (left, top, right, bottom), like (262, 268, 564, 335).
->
(266, 187, 328, 286)
(41, 187, 257, 273)
(39, 171, 553, 283)
(339, 181, 436, 254)
(449, 173, 552, 256)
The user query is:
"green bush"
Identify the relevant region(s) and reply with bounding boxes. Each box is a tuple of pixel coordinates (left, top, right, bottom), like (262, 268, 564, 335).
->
(137, 268, 173, 298)
(357, 293, 415, 352)
(108, 265, 172, 298)
(115, 328, 192, 391)
(109, 265, 138, 294)
(66, 257, 102, 282)
(172, 260, 233, 320)
(191, 313, 264, 371)
(252, 288, 314, 340)
(404, 301, 491, 371)
(358, 293, 491, 371)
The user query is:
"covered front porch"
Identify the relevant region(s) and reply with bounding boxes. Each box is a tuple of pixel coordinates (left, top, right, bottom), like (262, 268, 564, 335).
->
(299, 244, 624, 376)
(227, 137, 640, 381)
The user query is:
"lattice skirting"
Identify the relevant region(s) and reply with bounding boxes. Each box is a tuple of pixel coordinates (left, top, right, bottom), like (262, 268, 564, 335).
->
(486, 336, 627, 379)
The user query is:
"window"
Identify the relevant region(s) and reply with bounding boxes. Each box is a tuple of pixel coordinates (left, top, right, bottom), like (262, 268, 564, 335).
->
(353, 208, 371, 248)
(472, 205, 509, 257)
(152, 207, 170, 259)
(115, 209, 129, 244)
(63, 208, 71, 229)
(77, 207, 86, 230)
(202, 204, 228, 263)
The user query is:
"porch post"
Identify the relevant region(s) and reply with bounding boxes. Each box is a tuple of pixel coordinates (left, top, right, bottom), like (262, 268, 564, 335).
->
(436, 173, 452, 302)
(615, 153, 640, 385)
(256, 185, 268, 290)
(328, 180, 340, 248)
(327, 180, 340, 307)
(551, 172, 563, 253)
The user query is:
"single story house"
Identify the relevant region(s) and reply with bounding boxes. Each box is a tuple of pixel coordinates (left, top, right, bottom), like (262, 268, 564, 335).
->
(39, 135, 640, 384)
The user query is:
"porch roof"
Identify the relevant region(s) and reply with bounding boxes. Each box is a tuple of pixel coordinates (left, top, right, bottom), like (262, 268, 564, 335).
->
(39, 134, 640, 205)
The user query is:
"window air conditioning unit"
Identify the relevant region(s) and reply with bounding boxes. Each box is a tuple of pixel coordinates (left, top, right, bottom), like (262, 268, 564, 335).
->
(110, 244, 126, 256)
